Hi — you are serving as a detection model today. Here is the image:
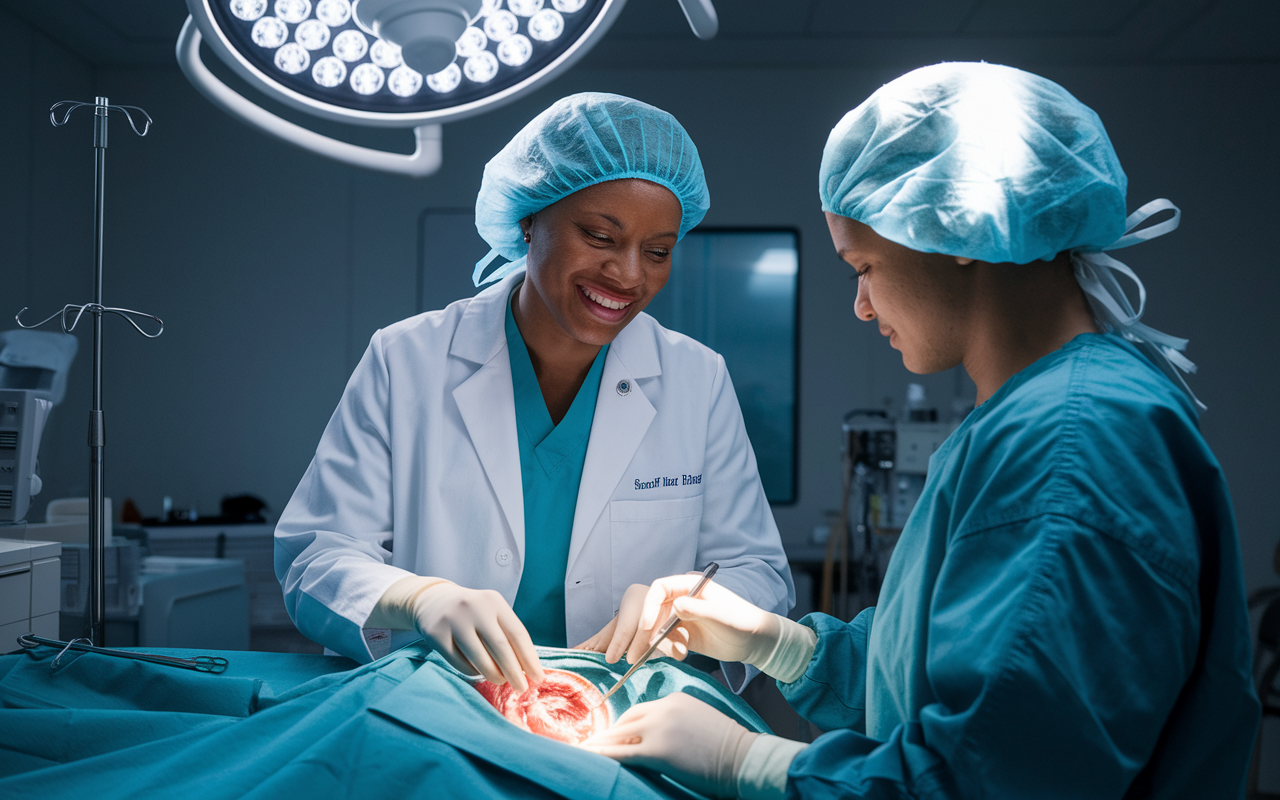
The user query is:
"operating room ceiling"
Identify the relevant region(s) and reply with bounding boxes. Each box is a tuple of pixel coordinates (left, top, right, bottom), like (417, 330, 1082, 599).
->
(1, 0, 1275, 68)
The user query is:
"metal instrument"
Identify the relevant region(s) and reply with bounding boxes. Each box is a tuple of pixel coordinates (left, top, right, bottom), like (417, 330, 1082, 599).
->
(18, 633, 228, 674)
(597, 562, 718, 705)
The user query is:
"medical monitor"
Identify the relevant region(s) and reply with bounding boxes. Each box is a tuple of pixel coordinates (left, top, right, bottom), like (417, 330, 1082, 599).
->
(642, 229, 799, 504)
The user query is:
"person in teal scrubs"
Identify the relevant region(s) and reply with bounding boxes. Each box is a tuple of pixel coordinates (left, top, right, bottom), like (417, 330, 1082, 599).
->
(582, 63, 1259, 799)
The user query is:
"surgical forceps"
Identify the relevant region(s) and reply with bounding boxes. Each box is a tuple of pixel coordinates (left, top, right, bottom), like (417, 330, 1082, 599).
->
(18, 633, 229, 674)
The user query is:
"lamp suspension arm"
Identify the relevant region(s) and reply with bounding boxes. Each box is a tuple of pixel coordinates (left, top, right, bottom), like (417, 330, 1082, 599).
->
(675, 0, 718, 39)
(176, 18, 442, 178)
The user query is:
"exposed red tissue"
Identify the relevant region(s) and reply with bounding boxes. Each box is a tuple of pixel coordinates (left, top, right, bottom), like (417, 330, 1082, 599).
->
(474, 668, 611, 745)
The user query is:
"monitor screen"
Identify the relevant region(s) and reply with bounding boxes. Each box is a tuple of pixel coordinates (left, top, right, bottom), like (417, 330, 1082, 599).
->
(643, 230, 799, 504)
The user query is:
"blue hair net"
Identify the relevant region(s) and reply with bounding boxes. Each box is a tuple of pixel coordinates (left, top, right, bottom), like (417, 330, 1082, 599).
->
(821, 62, 1202, 409)
(819, 62, 1127, 265)
(473, 92, 710, 287)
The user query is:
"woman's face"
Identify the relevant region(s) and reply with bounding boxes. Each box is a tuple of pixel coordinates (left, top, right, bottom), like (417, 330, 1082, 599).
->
(826, 212, 975, 374)
(520, 179, 682, 347)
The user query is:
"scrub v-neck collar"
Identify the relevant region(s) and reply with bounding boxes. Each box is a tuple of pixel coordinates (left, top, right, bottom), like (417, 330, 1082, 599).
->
(505, 294, 609, 476)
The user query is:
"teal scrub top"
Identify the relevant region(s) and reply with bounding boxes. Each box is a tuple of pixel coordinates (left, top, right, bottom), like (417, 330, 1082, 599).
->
(505, 294, 608, 647)
(778, 333, 1259, 799)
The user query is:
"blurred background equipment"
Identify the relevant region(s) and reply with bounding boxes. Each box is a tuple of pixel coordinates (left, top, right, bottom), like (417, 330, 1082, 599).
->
(0, 330, 78, 524)
(821, 384, 961, 619)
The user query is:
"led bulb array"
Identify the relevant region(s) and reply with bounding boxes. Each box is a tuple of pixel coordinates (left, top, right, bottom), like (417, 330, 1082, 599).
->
(228, 0, 581, 98)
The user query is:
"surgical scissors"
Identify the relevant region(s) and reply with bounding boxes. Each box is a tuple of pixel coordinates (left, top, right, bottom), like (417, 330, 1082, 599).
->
(18, 633, 229, 674)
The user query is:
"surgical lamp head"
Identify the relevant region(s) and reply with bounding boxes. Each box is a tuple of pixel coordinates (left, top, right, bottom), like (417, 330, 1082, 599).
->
(179, 0, 720, 176)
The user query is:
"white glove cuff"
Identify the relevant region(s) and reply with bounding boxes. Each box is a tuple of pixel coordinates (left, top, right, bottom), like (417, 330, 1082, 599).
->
(736, 735, 808, 800)
(365, 575, 454, 630)
(754, 616, 818, 685)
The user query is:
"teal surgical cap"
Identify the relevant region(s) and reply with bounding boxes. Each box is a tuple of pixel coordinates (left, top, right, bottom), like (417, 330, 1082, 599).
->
(473, 92, 710, 287)
(819, 61, 1127, 265)
(821, 62, 1203, 409)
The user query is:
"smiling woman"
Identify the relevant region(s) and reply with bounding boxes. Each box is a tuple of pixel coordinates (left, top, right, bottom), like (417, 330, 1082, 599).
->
(514, 179, 681, 421)
(275, 92, 794, 695)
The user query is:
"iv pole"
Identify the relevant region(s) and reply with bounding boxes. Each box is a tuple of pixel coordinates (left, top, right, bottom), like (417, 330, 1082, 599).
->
(16, 97, 163, 646)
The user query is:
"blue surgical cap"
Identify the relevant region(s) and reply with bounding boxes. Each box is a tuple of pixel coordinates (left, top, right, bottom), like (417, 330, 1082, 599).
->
(473, 92, 710, 286)
(821, 62, 1204, 410)
(819, 62, 1128, 265)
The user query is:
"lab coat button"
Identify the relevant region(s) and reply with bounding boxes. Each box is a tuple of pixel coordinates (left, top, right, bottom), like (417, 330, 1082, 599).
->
(616, 379, 631, 396)
(495, 548, 512, 566)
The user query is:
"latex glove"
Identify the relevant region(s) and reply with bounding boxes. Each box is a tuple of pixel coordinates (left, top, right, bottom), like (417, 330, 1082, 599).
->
(636, 574, 782, 668)
(370, 576, 545, 693)
(571, 583, 655, 665)
(581, 692, 758, 799)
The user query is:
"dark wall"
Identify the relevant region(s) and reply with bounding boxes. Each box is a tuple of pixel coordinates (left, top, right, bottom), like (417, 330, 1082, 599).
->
(3, 8, 1277, 593)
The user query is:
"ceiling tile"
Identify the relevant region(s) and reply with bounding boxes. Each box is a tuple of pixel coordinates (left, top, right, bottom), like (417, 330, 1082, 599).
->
(715, 0, 814, 36)
(76, 0, 188, 42)
(607, 0, 695, 38)
(807, 0, 981, 36)
(1155, 0, 1280, 60)
(962, 0, 1152, 36)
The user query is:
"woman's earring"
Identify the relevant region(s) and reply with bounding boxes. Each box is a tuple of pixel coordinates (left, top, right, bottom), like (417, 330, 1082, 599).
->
(523, 231, 531, 243)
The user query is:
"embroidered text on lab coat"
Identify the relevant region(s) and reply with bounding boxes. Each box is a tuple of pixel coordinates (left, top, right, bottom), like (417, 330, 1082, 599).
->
(634, 473, 702, 490)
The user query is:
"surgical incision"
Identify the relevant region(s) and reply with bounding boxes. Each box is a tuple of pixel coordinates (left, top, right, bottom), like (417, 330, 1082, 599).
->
(474, 668, 611, 744)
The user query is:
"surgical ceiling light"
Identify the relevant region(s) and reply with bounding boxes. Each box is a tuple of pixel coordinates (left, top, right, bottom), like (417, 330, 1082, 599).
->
(178, 0, 719, 176)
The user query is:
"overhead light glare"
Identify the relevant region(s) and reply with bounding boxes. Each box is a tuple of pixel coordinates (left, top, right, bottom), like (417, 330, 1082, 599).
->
(551, 0, 585, 11)
(464, 51, 499, 82)
(369, 38, 403, 67)
(456, 26, 488, 57)
(388, 65, 424, 96)
(251, 16, 289, 47)
(425, 62, 462, 92)
(508, 0, 544, 15)
(350, 63, 386, 95)
(496, 34, 532, 66)
(296, 19, 332, 49)
(483, 9, 519, 41)
(231, 0, 268, 21)
(333, 29, 369, 61)
(528, 8, 563, 40)
(274, 0, 311, 24)
(274, 41, 312, 72)
(315, 0, 352, 25)
(312, 55, 347, 86)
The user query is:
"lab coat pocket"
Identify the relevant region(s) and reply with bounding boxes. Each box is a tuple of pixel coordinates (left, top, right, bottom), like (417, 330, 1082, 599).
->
(609, 495, 704, 590)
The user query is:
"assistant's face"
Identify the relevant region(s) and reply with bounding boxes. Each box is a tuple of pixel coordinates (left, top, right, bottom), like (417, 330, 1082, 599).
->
(826, 212, 974, 374)
(521, 179, 682, 347)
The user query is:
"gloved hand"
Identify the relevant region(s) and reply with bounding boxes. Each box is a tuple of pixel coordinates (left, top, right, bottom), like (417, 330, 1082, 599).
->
(571, 583, 654, 665)
(370, 576, 545, 693)
(635, 574, 782, 668)
(581, 692, 758, 799)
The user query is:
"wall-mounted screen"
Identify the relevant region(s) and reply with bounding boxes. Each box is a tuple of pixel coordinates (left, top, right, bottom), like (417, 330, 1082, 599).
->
(643, 230, 799, 504)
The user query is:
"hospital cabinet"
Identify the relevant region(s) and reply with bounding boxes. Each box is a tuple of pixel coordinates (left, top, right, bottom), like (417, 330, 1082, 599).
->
(0, 538, 61, 649)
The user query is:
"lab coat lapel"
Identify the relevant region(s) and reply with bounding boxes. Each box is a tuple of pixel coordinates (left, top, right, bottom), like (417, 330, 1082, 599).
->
(567, 317, 661, 571)
(451, 273, 525, 559)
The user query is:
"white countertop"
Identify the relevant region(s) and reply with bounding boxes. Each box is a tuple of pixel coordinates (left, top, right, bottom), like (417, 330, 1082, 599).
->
(0, 538, 63, 567)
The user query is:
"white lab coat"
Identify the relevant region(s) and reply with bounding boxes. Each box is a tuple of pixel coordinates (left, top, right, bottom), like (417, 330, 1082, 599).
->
(275, 270, 794, 669)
